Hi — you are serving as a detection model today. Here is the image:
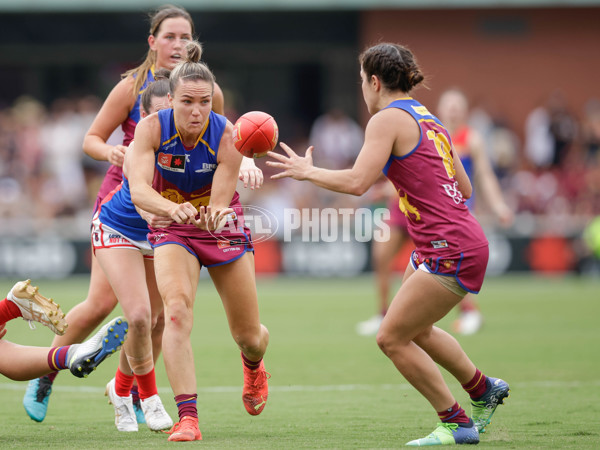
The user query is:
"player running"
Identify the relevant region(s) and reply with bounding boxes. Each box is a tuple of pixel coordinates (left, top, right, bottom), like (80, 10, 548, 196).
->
(267, 42, 509, 445)
(127, 41, 270, 442)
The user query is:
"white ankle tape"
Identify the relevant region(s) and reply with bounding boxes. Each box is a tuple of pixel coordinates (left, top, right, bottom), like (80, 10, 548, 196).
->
(126, 352, 154, 375)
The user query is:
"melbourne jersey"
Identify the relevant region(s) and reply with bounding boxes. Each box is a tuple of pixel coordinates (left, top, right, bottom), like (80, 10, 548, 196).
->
(96, 68, 155, 208)
(382, 98, 488, 257)
(152, 108, 241, 237)
(98, 176, 149, 242)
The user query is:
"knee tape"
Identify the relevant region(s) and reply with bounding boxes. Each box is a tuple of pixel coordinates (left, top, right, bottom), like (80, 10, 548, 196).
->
(125, 352, 154, 375)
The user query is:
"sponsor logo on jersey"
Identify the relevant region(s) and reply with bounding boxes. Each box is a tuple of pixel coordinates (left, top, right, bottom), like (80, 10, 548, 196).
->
(195, 163, 218, 173)
(158, 152, 187, 172)
(431, 240, 449, 249)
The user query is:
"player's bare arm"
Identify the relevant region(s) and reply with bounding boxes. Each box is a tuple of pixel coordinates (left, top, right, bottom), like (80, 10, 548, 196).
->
(129, 114, 197, 224)
(210, 121, 241, 210)
(83, 76, 137, 166)
(267, 110, 393, 196)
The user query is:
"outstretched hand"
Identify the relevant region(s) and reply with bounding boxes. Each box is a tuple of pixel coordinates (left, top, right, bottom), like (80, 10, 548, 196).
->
(266, 143, 314, 180)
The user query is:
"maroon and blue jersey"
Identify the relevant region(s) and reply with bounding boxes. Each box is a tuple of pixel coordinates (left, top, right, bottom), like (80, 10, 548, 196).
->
(95, 68, 155, 210)
(152, 108, 241, 238)
(382, 98, 488, 292)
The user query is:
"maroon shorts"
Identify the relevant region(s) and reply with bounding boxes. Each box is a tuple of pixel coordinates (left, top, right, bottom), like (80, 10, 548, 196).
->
(410, 244, 489, 294)
(147, 222, 254, 268)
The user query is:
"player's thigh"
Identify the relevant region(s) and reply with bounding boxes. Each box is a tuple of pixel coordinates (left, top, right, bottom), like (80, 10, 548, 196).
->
(383, 269, 463, 342)
(95, 248, 149, 316)
(86, 250, 119, 308)
(143, 258, 164, 319)
(153, 244, 200, 309)
(207, 253, 260, 332)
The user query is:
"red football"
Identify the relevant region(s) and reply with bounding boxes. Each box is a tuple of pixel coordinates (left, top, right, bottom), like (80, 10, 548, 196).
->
(232, 111, 279, 158)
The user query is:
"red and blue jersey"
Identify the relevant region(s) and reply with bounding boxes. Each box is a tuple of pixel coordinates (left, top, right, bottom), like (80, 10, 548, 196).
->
(381, 98, 488, 257)
(451, 126, 475, 210)
(97, 176, 149, 242)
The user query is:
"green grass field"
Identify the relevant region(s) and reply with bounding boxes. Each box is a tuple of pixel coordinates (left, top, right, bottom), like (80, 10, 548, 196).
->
(0, 274, 598, 449)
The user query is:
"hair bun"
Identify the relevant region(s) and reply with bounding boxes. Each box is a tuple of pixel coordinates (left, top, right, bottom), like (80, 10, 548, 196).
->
(185, 41, 203, 63)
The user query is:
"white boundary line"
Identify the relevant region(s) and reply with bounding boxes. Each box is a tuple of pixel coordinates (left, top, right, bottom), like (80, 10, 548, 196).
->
(1, 380, 599, 394)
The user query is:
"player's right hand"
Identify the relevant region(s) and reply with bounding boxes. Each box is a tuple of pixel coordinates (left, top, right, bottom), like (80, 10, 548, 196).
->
(169, 202, 198, 224)
(108, 144, 128, 168)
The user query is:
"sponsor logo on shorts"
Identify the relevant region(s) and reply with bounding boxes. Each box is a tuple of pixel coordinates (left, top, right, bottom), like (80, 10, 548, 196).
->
(152, 233, 167, 243)
(217, 239, 243, 249)
(108, 234, 128, 244)
(431, 240, 448, 249)
(442, 259, 455, 269)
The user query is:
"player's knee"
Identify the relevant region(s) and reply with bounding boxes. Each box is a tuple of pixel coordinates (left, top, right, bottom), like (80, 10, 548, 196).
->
(164, 300, 193, 332)
(234, 332, 263, 355)
(127, 308, 152, 335)
(376, 326, 405, 357)
(376, 329, 392, 356)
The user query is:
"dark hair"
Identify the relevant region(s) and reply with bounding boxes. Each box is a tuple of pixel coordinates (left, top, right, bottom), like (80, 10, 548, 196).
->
(359, 43, 426, 93)
(140, 68, 171, 114)
(169, 40, 215, 94)
(122, 5, 194, 95)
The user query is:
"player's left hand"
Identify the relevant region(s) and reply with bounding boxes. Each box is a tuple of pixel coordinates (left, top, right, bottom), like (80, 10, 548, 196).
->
(136, 207, 174, 228)
(192, 205, 234, 231)
(0, 323, 6, 340)
(267, 143, 314, 180)
(239, 157, 264, 189)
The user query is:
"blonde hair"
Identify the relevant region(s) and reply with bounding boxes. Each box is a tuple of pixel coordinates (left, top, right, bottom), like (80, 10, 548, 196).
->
(122, 5, 194, 96)
(169, 41, 214, 94)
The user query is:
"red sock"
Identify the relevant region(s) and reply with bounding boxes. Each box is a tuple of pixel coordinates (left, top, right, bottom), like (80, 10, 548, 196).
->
(241, 352, 261, 370)
(135, 368, 158, 400)
(174, 393, 198, 420)
(462, 368, 488, 400)
(115, 368, 135, 397)
(0, 298, 22, 324)
(437, 402, 470, 424)
(47, 346, 70, 371)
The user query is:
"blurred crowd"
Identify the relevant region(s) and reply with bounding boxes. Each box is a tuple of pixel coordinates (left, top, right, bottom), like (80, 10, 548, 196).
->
(0, 95, 115, 237)
(1, 90, 599, 256)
